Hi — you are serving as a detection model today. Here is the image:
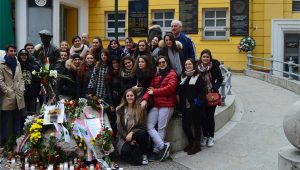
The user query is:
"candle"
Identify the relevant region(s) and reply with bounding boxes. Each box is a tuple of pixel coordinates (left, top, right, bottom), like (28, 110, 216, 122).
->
(89, 164, 94, 170)
(30, 165, 35, 170)
(25, 163, 29, 170)
(69, 165, 74, 170)
(47, 164, 54, 170)
(63, 162, 68, 170)
(59, 163, 63, 170)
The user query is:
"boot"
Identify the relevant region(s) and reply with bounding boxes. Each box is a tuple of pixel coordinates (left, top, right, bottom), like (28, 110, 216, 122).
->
(187, 141, 201, 155)
(183, 141, 193, 152)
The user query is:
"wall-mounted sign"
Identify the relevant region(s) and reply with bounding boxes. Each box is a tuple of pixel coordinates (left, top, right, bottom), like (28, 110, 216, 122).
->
(286, 42, 299, 48)
(29, 0, 52, 8)
(230, 0, 249, 36)
(128, 0, 148, 37)
(179, 0, 198, 34)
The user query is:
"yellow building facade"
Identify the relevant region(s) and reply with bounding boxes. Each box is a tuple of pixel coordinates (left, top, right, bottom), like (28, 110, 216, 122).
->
(88, 0, 300, 71)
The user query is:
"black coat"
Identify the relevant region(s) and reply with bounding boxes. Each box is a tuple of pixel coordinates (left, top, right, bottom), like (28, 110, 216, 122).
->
(201, 59, 224, 93)
(59, 60, 80, 99)
(178, 74, 206, 110)
(18, 58, 41, 101)
(106, 74, 122, 107)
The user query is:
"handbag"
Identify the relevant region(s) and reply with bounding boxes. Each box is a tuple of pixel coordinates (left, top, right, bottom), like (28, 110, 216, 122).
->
(206, 92, 221, 106)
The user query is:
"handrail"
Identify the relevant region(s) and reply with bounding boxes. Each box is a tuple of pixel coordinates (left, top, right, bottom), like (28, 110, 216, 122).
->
(219, 61, 232, 106)
(247, 51, 300, 80)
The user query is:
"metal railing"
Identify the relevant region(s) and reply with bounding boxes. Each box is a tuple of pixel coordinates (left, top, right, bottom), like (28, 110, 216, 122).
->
(220, 61, 232, 106)
(247, 51, 300, 80)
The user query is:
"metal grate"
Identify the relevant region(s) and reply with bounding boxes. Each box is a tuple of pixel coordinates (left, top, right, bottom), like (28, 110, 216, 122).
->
(292, 0, 300, 12)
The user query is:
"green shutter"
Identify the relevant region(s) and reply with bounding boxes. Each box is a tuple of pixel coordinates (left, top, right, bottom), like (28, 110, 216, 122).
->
(0, 0, 15, 50)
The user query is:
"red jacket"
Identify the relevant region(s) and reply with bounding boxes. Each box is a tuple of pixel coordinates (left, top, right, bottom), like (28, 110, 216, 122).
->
(142, 69, 178, 107)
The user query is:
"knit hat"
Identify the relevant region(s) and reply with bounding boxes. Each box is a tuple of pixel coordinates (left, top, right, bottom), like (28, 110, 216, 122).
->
(71, 53, 81, 59)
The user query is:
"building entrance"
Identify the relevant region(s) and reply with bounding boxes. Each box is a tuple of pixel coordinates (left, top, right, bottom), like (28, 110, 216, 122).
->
(284, 33, 300, 80)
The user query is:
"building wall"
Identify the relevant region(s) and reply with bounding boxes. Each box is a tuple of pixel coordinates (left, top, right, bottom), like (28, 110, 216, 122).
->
(88, 0, 299, 71)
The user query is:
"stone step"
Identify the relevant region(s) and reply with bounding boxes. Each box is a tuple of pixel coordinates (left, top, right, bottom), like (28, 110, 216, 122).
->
(165, 95, 235, 153)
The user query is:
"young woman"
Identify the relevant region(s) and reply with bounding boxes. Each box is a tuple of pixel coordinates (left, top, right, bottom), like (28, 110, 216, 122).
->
(105, 56, 122, 135)
(90, 36, 104, 62)
(115, 89, 148, 165)
(159, 33, 184, 76)
(150, 36, 162, 61)
(59, 53, 82, 99)
(17, 49, 41, 114)
(77, 53, 96, 98)
(131, 55, 155, 100)
(198, 49, 223, 147)
(70, 35, 89, 58)
(60, 40, 70, 51)
(178, 59, 206, 155)
(120, 56, 136, 94)
(88, 49, 110, 100)
(123, 37, 136, 58)
(141, 55, 178, 161)
(107, 39, 124, 60)
(133, 40, 151, 60)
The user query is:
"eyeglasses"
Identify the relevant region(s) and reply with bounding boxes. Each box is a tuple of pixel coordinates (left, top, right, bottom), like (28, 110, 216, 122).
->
(158, 61, 166, 65)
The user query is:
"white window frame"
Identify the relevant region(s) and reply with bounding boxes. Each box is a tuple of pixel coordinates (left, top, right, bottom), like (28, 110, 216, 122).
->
(106, 12, 126, 39)
(293, 0, 300, 12)
(202, 8, 228, 40)
(152, 10, 174, 36)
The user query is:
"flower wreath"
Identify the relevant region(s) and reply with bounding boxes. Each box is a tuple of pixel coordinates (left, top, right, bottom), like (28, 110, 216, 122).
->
(238, 36, 256, 52)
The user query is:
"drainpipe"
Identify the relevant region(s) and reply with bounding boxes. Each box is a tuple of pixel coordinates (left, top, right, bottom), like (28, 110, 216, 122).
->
(114, 0, 118, 40)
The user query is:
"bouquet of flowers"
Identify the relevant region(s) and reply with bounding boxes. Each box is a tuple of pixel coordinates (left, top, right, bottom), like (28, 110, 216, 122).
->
(64, 98, 88, 120)
(238, 36, 256, 52)
(32, 66, 71, 104)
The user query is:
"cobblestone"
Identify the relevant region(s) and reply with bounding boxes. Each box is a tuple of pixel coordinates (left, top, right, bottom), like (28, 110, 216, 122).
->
(117, 157, 191, 170)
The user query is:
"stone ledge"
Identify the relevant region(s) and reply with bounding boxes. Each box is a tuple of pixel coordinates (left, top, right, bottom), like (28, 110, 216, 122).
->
(165, 95, 236, 152)
(245, 69, 300, 95)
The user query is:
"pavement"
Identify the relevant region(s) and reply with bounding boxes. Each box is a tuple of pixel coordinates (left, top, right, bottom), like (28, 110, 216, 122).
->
(172, 74, 300, 170)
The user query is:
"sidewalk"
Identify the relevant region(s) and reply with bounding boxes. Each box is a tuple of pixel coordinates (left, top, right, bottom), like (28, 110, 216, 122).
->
(173, 75, 300, 170)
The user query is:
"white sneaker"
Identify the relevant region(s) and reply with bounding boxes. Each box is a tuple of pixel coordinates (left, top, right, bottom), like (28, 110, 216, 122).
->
(207, 137, 214, 147)
(200, 137, 207, 147)
(142, 154, 148, 165)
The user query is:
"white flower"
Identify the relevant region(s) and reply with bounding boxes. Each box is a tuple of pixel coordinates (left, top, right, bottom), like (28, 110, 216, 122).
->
(32, 70, 37, 75)
(49, 70, 58, 78)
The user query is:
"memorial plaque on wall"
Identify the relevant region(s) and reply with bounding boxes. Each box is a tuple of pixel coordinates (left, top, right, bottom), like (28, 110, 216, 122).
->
(128, 0, 148, 37)
(179, 0, 198, 34)
(230, 0, 249, 36)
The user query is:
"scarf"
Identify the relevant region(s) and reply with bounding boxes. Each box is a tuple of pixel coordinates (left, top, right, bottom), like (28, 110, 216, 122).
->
(120, 69, 132, 78)
(185, 70, 195, 77)
(198, 62, 213, 93)
(168, 48, 182, 75)
(159, 66, 171, 77)
(4, 55, 17, 77)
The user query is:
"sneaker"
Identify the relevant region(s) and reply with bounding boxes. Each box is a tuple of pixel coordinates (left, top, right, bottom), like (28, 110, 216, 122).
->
(158, 142, 170, 162)
(142, 154, 148, 165)
(148, 152, 159, 162)
(200, 137, 207, 147)
(207, 137, 214, 147)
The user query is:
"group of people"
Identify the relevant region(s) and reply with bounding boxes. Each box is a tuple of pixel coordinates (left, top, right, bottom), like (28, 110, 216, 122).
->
(0, 19, 223, 166)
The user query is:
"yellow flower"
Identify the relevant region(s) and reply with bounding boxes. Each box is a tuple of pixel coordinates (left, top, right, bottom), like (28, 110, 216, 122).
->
(79, 143, 82, 147)
(36, 118, 44, 124)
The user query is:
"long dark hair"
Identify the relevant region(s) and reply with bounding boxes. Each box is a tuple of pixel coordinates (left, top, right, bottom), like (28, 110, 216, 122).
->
(77, 52, 96, 81)
(131, 55, 155, 78)
(163, 33, 180, 52)
(107, 39, 121, 50)
(134, 39, 150, 59)
(198, 49, 213, 65)
(183, 58, 199, 77)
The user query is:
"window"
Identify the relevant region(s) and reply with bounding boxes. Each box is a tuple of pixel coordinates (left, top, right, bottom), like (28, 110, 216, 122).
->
(293, 0, 300, 12)
(203, 9, 228, 39)
(106, 12, 126, 39)
(152, 10, 174, 35)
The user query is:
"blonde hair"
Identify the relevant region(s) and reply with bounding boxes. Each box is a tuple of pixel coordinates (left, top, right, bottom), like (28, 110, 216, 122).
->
(116, 88, 146, 125)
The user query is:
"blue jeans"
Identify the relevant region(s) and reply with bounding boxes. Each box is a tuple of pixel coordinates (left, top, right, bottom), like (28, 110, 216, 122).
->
(0, 109, 23, 146)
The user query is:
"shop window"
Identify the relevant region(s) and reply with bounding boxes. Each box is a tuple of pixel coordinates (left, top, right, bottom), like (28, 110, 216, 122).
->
(106, 12, 126, 39)
(293, 0, 300, 12)
(152, 10, 174, 35)
(203, 9, 228, 40)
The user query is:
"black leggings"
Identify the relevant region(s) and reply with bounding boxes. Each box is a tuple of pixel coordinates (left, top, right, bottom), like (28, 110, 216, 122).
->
(182, 106, 204, 142)
(121, 130, 148, 165)
(202, 105, 216, 137)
